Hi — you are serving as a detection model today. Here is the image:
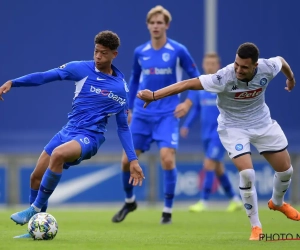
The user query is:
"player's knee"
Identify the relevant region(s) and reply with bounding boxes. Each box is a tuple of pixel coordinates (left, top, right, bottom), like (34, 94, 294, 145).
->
(161, 156, 175, 170)
(239, 169, 255, 188)
(203, 158, 218, 171)
(51, 148, 66, 164)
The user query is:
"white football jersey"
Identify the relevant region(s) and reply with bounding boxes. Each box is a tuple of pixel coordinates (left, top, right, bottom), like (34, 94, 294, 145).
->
(199, 57, 282, 129)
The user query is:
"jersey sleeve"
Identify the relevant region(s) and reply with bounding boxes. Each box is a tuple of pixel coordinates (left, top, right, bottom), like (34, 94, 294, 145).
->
(179, 46, 200, 78)
(199, 67, 228, 93)
(265, 57, 282, 78)
(115, 107, 138, 162)
(128, 48, 142, 110)
(54, 61, 84, 81)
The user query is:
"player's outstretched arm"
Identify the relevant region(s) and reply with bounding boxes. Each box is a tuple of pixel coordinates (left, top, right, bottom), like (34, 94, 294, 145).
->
(0, 69, 62, 101)
(278, 56, 296, 92)
(137, 77, 203, 108)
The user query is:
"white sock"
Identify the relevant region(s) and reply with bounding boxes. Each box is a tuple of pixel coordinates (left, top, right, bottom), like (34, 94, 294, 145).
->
(163, 207, 172, 214)
(125, 195, 135, 203)
(231, 195, 241, 202)
(271, 166, 293, 206)
(239, 169, 261, 228)
(31, 204, 41, 212)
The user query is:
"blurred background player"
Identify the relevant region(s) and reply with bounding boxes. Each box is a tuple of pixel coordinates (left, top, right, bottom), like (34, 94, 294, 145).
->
(179, 53, 242, 212)
(112, 5, 200, 224)
(0, 31, 145, 238)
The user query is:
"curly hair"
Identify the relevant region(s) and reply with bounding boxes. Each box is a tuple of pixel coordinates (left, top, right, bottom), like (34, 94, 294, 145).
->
(94, 31, 120, 50)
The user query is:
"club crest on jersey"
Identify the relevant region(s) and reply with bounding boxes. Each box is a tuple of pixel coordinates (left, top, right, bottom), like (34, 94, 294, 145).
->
(162, 53, 170, 62)
(235, 144, 243, 151)
(59, 64, 66, 69)
(260, 78, 268, 86)
(244, 203, 252, 210)
(123, 80, 129, 92)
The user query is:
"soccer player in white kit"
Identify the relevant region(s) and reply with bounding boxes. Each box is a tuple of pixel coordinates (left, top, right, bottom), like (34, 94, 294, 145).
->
(136, 43, 297, 240)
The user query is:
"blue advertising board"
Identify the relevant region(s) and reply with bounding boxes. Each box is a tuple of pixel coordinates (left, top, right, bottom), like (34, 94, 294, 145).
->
(158, 162, 282, 201)
(0, 167, 6, 204)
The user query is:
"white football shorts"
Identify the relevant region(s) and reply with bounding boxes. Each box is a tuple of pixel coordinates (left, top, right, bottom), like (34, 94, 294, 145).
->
(217, 120, 288, 159)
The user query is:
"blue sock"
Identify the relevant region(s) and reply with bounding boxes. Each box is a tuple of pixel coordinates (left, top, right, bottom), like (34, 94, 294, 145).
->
(163, 168, 177, 209)
(33, 169, 62, 209)
(122, 171, 134, 200)
(218, 173, 235, 199)
(202, 170, 214, 200)
(30, 189, 48, 212)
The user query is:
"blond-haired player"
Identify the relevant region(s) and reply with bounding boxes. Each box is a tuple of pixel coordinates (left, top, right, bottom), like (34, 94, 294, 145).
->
(112, 5, 200, 224)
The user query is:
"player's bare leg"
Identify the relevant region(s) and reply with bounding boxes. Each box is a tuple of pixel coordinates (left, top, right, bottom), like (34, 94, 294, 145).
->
(160, 147, 177, 224)
(262, 149, 300, 221)
(112, 150, 142, 223)
(232, 154, 262, 240)
(30, 150, 51, 190)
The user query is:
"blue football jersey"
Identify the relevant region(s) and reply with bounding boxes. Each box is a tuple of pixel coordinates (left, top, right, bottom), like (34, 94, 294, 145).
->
(184, 91, 219, 140)
(129, 38, 200, 115)
(55, 61, 129, 132)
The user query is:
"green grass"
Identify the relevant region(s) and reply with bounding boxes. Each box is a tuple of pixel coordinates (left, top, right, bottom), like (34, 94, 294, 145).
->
(0, 207, 300, 250)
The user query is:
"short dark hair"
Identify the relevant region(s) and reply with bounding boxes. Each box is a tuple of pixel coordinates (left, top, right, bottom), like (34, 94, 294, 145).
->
(236, 42, 259, 63)
(94, 30, 120, 51)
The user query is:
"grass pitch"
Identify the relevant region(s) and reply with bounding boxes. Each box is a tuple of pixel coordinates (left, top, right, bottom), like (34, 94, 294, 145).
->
(0, 206, 300, 250)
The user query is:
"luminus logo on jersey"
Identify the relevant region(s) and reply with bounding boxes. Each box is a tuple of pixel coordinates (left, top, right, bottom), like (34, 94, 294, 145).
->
(90, 86, 126, 106)
(143, 67, 172, 75)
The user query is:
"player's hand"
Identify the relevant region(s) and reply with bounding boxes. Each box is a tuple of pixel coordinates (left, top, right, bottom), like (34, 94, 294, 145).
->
(180, 127, 189, 138)
(129, 160, 145, 186)
(137, 89, 154, 108)
(285, 78, 296, 92)
(0, 80, 13, 101)
(127, 110, 132, 125)
(174, 102, 190, 118)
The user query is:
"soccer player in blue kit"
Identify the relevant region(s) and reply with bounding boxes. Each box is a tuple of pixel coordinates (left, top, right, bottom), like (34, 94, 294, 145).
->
(0, 30, 145, 238)
(112, 5, 200, 224)
(179, 53, 242, 212)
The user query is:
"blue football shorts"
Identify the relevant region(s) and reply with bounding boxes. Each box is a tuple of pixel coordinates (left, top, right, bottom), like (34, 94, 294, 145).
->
(130, 113, 179, 152)
(44, 126, 105, 169)
(202, 136, 225, 161)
